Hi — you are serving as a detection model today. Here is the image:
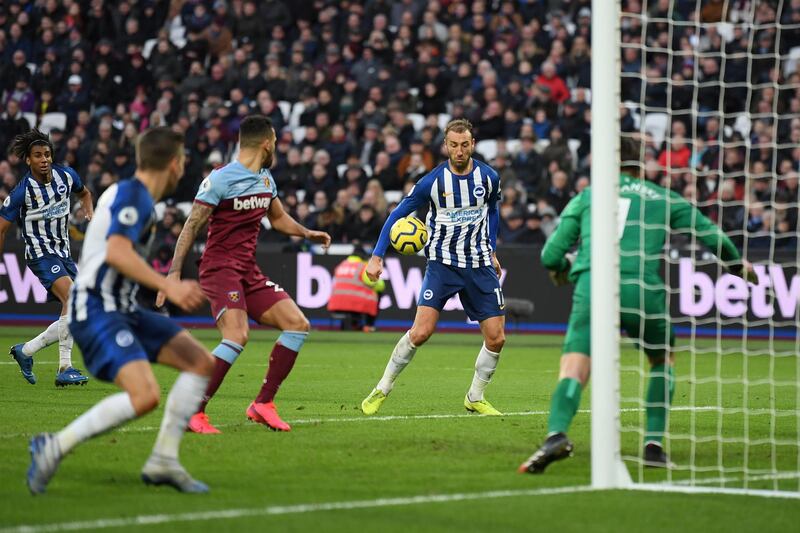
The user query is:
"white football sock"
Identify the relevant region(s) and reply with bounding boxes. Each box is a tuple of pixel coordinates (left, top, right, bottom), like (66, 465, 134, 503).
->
(56, 392, 136, 455)
(376, 331, 417, 394)
(152, 372, 209, 461)
(57, 315, 73, 371)
(22, 320, 60, 357)
(467, 344, 500, 402)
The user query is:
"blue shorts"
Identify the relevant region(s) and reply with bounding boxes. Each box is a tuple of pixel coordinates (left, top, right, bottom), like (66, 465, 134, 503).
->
(418, 261, 505, 322)
(70, 308, 183, 382)
(28, 254, 78, 301)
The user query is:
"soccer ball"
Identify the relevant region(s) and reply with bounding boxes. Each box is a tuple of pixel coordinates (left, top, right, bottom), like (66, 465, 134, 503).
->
(390, 216, 428, 255)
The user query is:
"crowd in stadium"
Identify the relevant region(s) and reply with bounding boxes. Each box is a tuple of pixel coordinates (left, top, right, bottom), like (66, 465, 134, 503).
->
(0, 0, 798, 255)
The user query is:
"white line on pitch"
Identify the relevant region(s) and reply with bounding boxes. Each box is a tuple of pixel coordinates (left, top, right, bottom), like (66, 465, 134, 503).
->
(0, 485, 598, 533)
(1, 405, 783, 441)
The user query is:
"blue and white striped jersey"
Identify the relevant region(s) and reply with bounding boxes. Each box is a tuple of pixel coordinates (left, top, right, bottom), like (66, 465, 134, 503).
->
(0, 164, 85, 260)
(374, 159, 501, 268)
(70, 179, 155, 321)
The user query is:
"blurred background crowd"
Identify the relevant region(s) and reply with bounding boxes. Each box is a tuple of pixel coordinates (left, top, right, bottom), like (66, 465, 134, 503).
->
(0, 0, 798, 258)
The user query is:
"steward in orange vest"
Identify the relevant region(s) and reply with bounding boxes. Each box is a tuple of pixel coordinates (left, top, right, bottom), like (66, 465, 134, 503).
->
(327, 254, 386, 331)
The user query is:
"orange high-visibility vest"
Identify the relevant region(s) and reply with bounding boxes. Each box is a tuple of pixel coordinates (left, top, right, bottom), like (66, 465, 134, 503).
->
(327, 257, 379, 316)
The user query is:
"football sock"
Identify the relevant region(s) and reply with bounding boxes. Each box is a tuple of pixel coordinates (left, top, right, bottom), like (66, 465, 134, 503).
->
(467, 343, 500, 402)
(198, 339, 243, 412)
(547, 378, 583, 435)
(255, 331, 307, 404)
(377, 331, 417, 394)
(152, 372, 209, 460)
(645, 363, 675, 444)
(56, 392, 136, 455)
(57, 315, 73, 371)
(22, 319, 60, 357)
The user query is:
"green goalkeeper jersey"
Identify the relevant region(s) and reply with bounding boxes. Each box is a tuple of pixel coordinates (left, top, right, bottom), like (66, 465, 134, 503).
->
(541, 173, 742, 281)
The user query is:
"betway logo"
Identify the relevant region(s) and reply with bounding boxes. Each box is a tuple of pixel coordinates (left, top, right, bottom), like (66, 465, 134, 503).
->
(296, 253, 506, 313)
(0, 253, 48, 304)
(233, 195, 271, 210)
(680, 258, 799, 318)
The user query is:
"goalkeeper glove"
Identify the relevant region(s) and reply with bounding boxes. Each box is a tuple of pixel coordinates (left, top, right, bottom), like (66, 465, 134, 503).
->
(548, 253, 575, 287)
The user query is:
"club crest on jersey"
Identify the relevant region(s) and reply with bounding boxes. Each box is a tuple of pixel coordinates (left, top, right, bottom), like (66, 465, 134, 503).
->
(56, 184, 68, 195)
(2, 196, 10, 207)
(473, 185, 486, 198)
(50, 265, 61, 274)
(233, 195, 271, 210)
(199, 177, 211, 193)
(228, 291, 240, 302)
(423, 289, 433, 300)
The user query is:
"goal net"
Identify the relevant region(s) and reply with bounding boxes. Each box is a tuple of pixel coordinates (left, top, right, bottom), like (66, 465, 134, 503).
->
(592, 0, 800, 497)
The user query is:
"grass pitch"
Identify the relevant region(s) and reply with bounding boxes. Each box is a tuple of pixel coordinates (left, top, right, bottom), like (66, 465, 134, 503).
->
(0, 326, 798, 532)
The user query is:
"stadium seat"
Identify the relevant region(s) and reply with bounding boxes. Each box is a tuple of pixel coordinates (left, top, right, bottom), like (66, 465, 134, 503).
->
(535, 139, 550, 153)
(568, 139, 582, 168)
(407, 113, 425, 132)
(505, 139, 521, 155)
(38, 112, 66, 134)
(289, 102, 305, 129)
(476, 139, 498, 161)
(785, 46, 800, 77)
(22, 112, 36, 129)
(278, 101, 292, 123)
(438, 113, 451, 131)
(384, 190, 403, 204)
(292, 126, 306, 145)
(643, 113, 669, 148)
(142, 38, 158, 60)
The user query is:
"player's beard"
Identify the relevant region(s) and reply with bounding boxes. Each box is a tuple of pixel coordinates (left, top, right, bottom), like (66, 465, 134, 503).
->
(450, 153, 471, 174)
(262, 149, 274, 169)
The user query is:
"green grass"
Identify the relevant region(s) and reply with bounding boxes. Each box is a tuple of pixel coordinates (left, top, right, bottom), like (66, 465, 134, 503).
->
(0, 327, 798, 531)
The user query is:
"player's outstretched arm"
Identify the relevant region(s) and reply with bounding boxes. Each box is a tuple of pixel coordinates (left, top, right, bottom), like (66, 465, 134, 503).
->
(0, 217, 11, 255)
(669, 195, 756, 282)
(107, 235, 205, 312)
(156, 202, 213, 307)
(267, 197, 331, 248)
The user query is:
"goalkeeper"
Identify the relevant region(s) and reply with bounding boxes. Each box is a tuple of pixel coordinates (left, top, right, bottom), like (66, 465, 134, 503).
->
(519, 137, 754, 474)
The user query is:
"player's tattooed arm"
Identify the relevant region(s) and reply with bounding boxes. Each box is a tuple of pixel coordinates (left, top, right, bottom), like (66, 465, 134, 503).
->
(157, 203, 212, 308)
(268, 197, 331, 249)
(168, 202, 214, 276)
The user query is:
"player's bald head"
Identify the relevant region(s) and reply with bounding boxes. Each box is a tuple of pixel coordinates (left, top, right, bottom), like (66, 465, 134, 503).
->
(239, 115, 275, 148)
(136, 127, 185, 171)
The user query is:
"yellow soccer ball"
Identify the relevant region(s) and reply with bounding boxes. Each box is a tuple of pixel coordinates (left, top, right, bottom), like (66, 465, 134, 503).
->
(390, 216, 428, 255)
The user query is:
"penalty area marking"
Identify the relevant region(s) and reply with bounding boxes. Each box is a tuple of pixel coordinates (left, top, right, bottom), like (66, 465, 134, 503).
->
(0, 485, 598, 533)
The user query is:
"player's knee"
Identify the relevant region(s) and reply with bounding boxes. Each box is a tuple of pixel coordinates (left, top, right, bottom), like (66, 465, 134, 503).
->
(485, 332, 505, 353)
(285, 314, 310, 333)
(131, 385, 160, 415)
(227, 329, 249, 347)
(409, 326, 433, 346)
(193, 351, 215, 377)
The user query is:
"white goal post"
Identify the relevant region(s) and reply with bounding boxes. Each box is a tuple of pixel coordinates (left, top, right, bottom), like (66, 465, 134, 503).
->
(590, 0, 800, 498)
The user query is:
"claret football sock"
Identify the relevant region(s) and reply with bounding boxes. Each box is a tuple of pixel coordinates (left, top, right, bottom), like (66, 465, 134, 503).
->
(199, 340, 243, 412)
(377, 331, 417, 394)
(547, 378, 583, 435)
(255, 331, 307, 404)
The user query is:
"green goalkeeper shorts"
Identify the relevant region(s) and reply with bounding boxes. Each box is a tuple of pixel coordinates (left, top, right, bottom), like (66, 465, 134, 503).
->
(562, 273, 675, 358)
